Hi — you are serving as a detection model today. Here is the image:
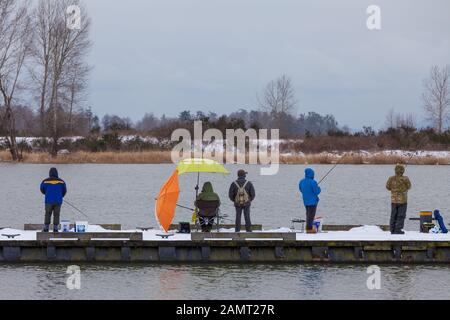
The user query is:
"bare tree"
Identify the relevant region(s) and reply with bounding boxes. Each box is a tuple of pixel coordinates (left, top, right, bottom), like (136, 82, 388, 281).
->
(62, 59, 90, 135)
(385, 108, 417, 129)
(259, 75, 297, 115)
(258, 75, 297, 129)
(0, 0, 32, 161)
(32, 0, 91, 156)
(385, 108, 395, 129)
(422, 65, 450, 133)
(29, 0, 57, 136)
(136, 113, 160, 132)
(398, 113, 417, 129)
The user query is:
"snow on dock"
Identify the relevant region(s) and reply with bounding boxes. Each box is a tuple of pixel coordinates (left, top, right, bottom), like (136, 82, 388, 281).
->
(1, 225, 450, 263)
(1, 225, 449, 242)
(295, 225, 450, 241)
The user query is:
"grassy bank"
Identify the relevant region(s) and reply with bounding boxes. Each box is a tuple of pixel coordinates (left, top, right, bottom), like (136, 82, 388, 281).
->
(1, 151, 449, 165)
(280, 153, 450, 165)
(0, 151, 173, 164)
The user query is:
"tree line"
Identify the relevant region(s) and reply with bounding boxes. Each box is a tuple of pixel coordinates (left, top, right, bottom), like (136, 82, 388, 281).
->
(1, 0, 449, 160)
(0, 0, 91, 160)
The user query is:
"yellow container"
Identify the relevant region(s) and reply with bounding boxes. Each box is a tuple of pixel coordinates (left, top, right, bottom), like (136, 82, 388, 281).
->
(419, 211, 433, 233)
(420, 211, 432, 217)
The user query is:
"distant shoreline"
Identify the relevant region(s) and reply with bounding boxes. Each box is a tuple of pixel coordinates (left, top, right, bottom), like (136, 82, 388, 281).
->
(1, 151, 449, 165)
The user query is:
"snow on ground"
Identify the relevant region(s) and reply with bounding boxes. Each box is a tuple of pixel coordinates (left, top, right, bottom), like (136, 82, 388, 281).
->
(1, 225, 449, 242)
(0, 228, 37, 241)
(0, 226, 192, 241)
(378, 150, 450, 158)
(142, 230, 191, 241)
(295, 225, 450, 241)
(2, 136, 449, 160)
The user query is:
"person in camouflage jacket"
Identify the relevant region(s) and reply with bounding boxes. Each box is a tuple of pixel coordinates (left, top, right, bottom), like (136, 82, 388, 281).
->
(386, 165, 412, 234)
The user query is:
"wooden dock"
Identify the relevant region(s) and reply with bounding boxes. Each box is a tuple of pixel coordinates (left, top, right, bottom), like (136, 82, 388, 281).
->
(1, 230, 449, 263)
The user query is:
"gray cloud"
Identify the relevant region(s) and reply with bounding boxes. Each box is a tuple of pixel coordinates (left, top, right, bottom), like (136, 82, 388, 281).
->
(85, 0, 450, 128)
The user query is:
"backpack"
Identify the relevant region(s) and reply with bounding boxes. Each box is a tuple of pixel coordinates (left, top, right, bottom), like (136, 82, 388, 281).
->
(234, 181, 250, 206)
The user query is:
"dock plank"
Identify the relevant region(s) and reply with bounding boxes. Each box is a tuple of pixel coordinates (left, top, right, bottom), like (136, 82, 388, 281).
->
(25, 224, 122, 231)
(36, 232, 142, 241)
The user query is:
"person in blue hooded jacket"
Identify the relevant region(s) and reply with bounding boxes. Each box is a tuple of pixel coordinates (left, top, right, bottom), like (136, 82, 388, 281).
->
(40, 168, 67, 232)
(299, 168, 321, 233)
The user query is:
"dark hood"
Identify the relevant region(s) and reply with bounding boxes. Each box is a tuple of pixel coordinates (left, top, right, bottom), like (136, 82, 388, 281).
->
(305, 168, 315, 179)
(197, 182, 220, 202)
(49, 168, 59, 178)
(201, 182, 214, 193)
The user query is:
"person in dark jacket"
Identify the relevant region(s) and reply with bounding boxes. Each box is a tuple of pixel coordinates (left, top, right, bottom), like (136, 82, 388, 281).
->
(40, 168, 67, 232)
(195, 182, 221, 232)
(228, 170, 256, 232)
(299, 168, 321, 233)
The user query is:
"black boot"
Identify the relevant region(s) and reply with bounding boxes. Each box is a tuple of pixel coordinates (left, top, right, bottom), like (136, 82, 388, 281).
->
(42, 224, 49, 232)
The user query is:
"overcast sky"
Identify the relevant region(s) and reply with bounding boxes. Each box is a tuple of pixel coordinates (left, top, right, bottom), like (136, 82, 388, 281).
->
(84, 0, 450, 129)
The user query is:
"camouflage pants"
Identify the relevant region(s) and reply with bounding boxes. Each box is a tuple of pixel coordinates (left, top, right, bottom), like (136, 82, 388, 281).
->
(390, 203, 407, 234)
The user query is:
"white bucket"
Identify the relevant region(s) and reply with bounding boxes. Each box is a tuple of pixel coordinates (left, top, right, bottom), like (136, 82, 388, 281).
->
(75, 221, 88, 233)
(61, 220, 71, 233)
(313, 217, 324, 233)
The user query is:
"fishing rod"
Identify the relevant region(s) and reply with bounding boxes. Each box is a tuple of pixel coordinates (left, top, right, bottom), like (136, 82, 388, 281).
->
(404, 151, 417, 168)
(175, 202, 231, 218)
(64, 200, 90, 218)
(176, 204, 195, 211)
(404, 136, 428, 168)
(154, 196, 195, 211)
(317, 153, 348, 185)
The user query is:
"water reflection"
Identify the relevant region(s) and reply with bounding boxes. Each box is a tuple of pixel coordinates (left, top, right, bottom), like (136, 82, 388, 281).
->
(0, 164, 449, 299)
(1, 263, 450, 300)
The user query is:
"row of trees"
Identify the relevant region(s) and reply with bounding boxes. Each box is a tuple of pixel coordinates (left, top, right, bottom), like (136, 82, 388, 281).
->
(1, 0, 449, 159)
(100, 68, 450, 139)
(0, 105, 97, 137)
(99, 109, 338, 139)
(383, 66, 450, 133)
(0, 0, 91, 160)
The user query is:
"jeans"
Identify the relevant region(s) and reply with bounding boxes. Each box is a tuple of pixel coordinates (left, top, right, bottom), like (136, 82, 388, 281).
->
(235, 205, 252, 232)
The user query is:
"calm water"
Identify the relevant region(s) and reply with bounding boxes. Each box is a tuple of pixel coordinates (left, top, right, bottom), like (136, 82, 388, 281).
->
(0, 163, 449, 299)
(0, 263, 450, 300)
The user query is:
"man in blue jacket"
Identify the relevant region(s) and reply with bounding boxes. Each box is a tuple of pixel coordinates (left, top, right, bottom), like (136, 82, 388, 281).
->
(299, 168, 321, 233)
(40, 168, 67, 232)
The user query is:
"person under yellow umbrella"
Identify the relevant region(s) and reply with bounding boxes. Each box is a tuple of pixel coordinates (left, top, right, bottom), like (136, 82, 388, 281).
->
(195, 182, 221, 232)
(155, 159, 229, 233)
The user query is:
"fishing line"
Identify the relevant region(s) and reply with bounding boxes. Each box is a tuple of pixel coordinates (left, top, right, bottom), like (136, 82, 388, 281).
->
(317, 153, 349, 185)
(176, 204, 195, 211)
(64, 200, 90, 218)
(404, 135, 428, 168)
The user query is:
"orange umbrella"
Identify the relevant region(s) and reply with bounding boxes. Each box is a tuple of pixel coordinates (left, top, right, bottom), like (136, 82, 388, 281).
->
(155, 169, 180, 232)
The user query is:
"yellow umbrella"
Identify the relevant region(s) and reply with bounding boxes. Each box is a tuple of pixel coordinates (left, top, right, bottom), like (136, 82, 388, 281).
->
(176, 158, 229, 197)
(155, 159, 229, 231)
(176, 158, 229, 175)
